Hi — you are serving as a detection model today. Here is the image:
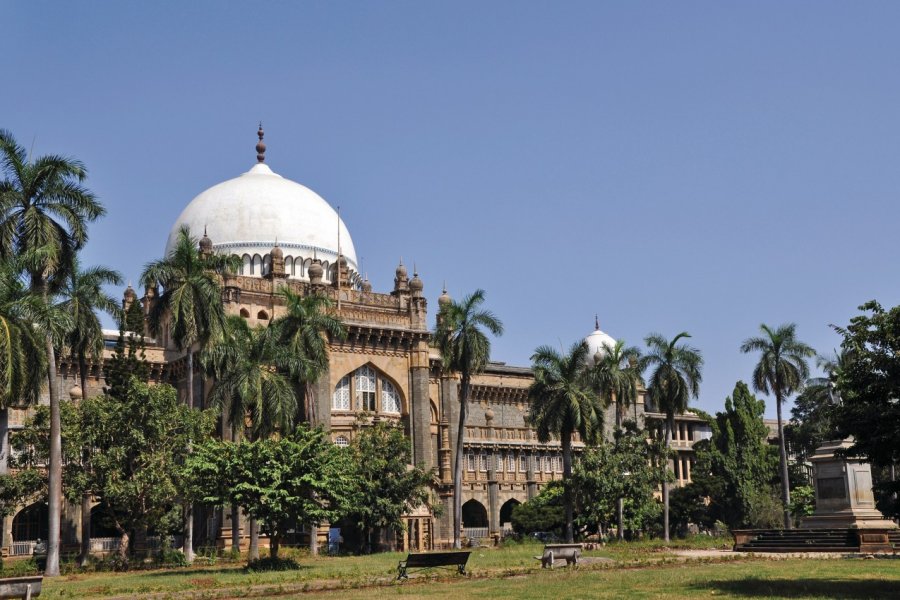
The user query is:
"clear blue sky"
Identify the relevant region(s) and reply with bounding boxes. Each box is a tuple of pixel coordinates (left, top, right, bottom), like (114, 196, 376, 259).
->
(4, 2, 900, 418)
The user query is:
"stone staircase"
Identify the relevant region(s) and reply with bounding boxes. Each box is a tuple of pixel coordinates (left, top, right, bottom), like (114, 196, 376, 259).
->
(733, 529, 857, 553)
(889, 530, 900, 549)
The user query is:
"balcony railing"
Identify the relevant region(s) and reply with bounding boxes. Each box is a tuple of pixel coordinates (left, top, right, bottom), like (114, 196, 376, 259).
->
(10, 541, 36, 556)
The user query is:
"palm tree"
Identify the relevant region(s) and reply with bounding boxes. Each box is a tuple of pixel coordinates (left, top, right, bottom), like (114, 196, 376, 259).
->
(54, 257, 122, 567)
(269, 289, 346, 425)
(0, 259, 47, 410)
(590, 339, 642, 539)
(528, 341, 603, 543)
(641, 332, 703, 542)
(140, 225, 239, 562)
(0, 130, 104, 576)
(433, 289, 503, 549)
(268, 288, 345, 555)
(741, 323, 814, 530)
(202, 315, 302, 558)
(57, 257, 123, 394)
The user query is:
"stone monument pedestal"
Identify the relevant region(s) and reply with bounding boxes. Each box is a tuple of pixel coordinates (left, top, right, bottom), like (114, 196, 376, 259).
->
(801, 438, 896, 552)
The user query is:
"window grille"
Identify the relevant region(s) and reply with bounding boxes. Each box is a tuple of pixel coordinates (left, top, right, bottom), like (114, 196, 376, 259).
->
(467, 454, 476, 471)
(332, 376, 351, 411)
(334, 435, 350, 447)
(381, 379, 401, 414)
(356, 366, 376, 411)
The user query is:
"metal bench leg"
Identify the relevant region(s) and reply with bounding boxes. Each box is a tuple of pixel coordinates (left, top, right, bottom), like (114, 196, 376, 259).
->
(25, 583, 32, 600)
(458, 564, 466, 575)
(398, 564, 408, 580)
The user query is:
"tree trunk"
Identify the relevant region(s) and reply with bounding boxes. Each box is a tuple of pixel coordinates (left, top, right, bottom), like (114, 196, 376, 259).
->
(776, 393, 792, 529)
(309, 523, 318, 556)
(615, 393, 624, 541)
(269, 533, 279, 559)
(230, 504, 240, 554)
(45, 336, 62, 577)
(77, 492, 92, 567)
(663, 416, 672, 543)
(183, 349, 195, 562)
(249, 518, 259, 560)
(562, 432, 574, 543)
(115, 526, 130, 561)
(453, 375, 469, 549)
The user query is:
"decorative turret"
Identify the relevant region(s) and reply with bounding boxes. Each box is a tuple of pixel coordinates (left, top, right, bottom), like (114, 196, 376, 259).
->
(199, 226, 213, 257)
(438, 284, 451, 307)
(308, 259, 324, 285)
(361, 274, 372, 293)
(332, 255, 350, 289)
(123, 283, 137, 311)
(269, 243, 285, 278)
(393, 259, 409, 296)
(409, 268, 424, 297)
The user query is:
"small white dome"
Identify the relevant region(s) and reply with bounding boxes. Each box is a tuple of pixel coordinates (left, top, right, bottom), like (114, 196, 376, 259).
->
(584, 324, 616, 366)
(165, 162, 358, 282)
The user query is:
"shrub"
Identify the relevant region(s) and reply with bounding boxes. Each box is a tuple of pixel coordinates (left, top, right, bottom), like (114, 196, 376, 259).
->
(246, 556, 300, 572)
(0, 558, 39, 576)
(95, 553, 130, 572)
(156, 547, 188, 568)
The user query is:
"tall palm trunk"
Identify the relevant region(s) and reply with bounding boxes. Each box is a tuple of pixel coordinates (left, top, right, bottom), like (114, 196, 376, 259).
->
(453, 374, 469, 549)
(183, 349, 195, 562)
(562, 433, 574, 543)
(615, 394, 624, 541)
(229, 422, 240, 554)
(45, 336, 62, 576)
(775, 390, 792, 529)
(663, 415, 673, 542)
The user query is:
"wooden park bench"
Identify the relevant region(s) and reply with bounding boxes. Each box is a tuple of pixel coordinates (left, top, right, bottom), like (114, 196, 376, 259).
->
(535, 543, 581, 568)
(397, 551, 471, 580)
(0, 576, 43, 599)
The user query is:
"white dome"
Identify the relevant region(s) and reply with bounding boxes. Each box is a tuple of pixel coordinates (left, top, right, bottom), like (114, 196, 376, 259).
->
(584, 324, 617, 366)
(165, 162, 358, 282)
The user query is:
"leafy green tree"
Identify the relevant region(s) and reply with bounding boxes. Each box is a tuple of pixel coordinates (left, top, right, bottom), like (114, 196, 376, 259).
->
(140, 225, 238, 561)
(433, 289, 503, 549)
(690, 382, 779, 529)
(741, 323, 814, 529)
(268, 290, 345, 424)
(123, 291, 144, 333)
(528, 341, 603, 543)
(571, 424, 661, 538)
(201, 315, 302, 555)
(833, 301, 900, 503)
(510, 481, 565, 537)
(189, 426, 356, 560)
(641, 332, 703, 541)
(346, 421, 433, 552)
(56, 257, 123, 393)
(69, 379, 215, 560)
(0, 129, 104, 576)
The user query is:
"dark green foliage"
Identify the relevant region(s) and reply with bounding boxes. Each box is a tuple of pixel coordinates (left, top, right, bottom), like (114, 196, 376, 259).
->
(510, 481, 565, 536)
(691, 382, 779, 529)
(571, 425, 662, 536)
(123, 297, 144, 333)
(188, 426, 356, 560)
(834, 301, 900, 471)
(346, 421, 433, 552)
(104, 330, 150, 400)
(0, 259, 46, 408)
(0, 469, 43, 518)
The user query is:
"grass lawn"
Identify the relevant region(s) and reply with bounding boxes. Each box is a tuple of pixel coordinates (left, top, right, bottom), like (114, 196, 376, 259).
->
(29, 539, 899, 599)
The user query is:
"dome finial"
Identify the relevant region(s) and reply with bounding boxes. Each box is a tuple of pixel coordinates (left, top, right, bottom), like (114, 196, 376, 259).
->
(256, 122, 266, 163)
(595, 314, 600, 330)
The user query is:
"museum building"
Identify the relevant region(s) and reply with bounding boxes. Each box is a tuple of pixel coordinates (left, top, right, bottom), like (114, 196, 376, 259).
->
(0, 130, 710, 556)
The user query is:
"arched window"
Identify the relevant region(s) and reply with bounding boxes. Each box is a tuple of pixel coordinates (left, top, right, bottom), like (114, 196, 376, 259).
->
(239, 308, 250, 319)
(251, 254, 262, 275)
(242, 254, 251, 275)
(355, 366, 376, 411)
(285, 256, 294, 277)
(257, 310, 269, 321)
(381, 379, 401, 414)
(334, 435, 350, 448)
(263, 254, 271, 276)
(332, 375, 351, 411)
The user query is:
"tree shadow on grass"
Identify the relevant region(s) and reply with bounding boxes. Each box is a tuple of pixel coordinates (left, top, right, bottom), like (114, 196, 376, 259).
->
(696, 578, 897, 599)
(142, 563, 311, 577)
